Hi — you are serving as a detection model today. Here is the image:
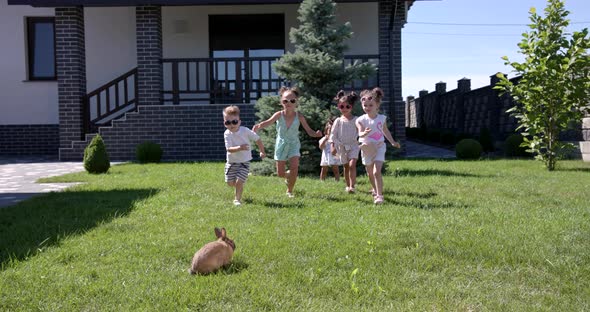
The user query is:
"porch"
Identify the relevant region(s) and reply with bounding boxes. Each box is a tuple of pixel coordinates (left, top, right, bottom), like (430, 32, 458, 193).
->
(85, 55, 379, 133)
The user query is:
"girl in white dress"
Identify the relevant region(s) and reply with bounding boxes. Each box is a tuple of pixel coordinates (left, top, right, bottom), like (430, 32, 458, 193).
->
(356, 87, 401, 204)
(319, 119, 340, 181)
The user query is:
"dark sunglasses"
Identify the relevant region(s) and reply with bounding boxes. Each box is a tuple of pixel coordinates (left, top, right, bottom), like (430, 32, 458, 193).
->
(282, 99, 297, 104)
(361, 96, 373, 102)
(338, 104, 352, 110)
(224, 119, 239, 126)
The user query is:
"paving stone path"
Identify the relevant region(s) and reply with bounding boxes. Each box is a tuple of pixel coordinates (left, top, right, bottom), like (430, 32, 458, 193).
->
(0, 156, 84, 208)
(404, 140, 456, 159)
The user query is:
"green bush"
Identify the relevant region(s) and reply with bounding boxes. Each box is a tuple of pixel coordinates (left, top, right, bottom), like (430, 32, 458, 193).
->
(83, 134, 110, 174)
(136, 141, 163, 163)
(504, 134, 530, 157)
(455, 139, 482, 160)
(478, 127, 495, 153)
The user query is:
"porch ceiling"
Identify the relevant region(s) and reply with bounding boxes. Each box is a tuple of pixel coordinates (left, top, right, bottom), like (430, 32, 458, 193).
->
(8, 0, 389, 7)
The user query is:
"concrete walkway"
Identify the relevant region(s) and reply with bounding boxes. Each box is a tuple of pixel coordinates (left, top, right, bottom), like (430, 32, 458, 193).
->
(404, 140, 456, 159)
(0, 156, 84, 208)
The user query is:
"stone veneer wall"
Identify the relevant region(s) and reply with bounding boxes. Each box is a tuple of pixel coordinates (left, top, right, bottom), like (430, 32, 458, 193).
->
(0, 125, 59, 156)
(96, 104, 256, 161)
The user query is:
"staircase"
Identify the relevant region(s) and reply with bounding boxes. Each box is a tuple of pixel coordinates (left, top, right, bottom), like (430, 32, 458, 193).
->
(59, 68, 138, 161)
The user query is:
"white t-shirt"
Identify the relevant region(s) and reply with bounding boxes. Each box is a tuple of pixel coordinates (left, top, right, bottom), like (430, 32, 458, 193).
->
(224, 126, 260, 163)
(356, 114, 387, 144)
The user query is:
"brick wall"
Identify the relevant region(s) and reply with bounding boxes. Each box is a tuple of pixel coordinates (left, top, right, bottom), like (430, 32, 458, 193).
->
(55, 7, 86, 148)
(136, 6, 163, 106)
(0, 125, 59, 156)
(95, 104, 256, 161)
(378, 0, 406, 143)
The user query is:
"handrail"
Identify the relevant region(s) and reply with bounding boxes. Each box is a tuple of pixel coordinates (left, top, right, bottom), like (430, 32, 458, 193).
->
(161, 54, 378, 105)
(83, 67, 138, 134)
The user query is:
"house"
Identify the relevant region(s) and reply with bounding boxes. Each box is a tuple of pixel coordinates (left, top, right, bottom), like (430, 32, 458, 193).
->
(1, 0, 414, 161)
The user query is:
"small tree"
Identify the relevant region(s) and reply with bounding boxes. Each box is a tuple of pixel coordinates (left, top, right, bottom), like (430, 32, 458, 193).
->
(495, 0, 589, 170)
(253, 0, 375, 175)
(83, 134, 110, 174)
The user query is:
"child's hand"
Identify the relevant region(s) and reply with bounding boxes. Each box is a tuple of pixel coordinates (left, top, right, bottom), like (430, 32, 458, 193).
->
(240, 144, 249, 151)
(330, 145, 337, 156)
(252, 124, 260, 132)
(361, 128, 372, 137)
(392, 141, 401, 148)
(314, 130, 322, 138)
(259, 151, 266, 159)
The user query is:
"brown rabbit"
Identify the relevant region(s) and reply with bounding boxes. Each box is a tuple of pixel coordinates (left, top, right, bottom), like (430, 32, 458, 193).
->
(189, 227, 236, 275)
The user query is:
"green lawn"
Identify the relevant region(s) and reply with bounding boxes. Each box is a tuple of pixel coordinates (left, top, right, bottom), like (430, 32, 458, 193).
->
(1, 160, 589, 311)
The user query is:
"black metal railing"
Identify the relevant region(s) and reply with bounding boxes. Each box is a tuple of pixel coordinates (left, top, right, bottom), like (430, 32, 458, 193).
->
(162, 55, 378, 105)
(84, 68, 138, 133)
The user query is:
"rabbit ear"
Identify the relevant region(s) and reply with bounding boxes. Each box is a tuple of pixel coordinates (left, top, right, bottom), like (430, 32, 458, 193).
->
(221, 228, 227, 238)
(214, 227, 222, 238)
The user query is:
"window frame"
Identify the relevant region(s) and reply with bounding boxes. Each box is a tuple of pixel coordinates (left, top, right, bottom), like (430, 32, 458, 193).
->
(26, 16, 57, 81)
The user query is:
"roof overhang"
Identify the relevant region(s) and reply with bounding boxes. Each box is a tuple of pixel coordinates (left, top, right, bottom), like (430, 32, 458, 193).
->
(7, 0, 387, 7)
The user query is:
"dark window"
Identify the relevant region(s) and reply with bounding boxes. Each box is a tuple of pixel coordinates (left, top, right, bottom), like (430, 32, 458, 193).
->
(209, 14, 285, 53)
(27, 17, 56, 80)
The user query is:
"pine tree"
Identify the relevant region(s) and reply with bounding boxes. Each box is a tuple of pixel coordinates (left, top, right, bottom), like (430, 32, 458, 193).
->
(252, 0, 375, 175)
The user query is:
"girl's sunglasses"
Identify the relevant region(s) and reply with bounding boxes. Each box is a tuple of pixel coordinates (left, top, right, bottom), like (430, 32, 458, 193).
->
(224, 119, 239, 125)
(361, 96, 373, 102)
(338, 104, 352, 110)
(282, 99, 297, 104)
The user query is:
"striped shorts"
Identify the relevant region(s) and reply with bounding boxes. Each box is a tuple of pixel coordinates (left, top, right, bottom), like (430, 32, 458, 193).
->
(225, 162, 250, 183)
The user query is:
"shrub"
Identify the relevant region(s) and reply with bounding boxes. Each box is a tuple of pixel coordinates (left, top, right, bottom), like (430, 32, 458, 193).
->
(136, 141, 163, 163)
(454, 132, 472, 144)
(455, 139, 482, 160)
(478, 127, 495, 153)
(84, 134, 110, 174)
(504, 134, 530, 157)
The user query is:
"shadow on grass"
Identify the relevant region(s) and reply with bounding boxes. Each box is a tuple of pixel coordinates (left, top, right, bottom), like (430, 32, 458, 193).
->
(260, 200, 306, 209)
(221, 258, 249, 275)
(556, 167, 590, 173)
(353, 192, 468, 210)
(0, 188, 157, 270)
(389, 168, 486, 178)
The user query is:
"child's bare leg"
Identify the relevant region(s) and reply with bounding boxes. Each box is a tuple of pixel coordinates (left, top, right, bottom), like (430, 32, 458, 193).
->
(235, 180, 244, 202)
(320, 166, 328, 181)
(366, 163, 377, 195)
(343, 164, 350, 187)
(276, 160, 287, 178)
(287, 156, 300, 193)
(331, 166, 340, 181)
(373, 161, 384, 196)
(349, 158, 358, 189)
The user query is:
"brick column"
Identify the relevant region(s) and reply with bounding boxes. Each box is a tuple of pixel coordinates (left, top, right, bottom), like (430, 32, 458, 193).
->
(378, 0, 406, 141)
(136, 6, 163, 106)
(55, 7, 86, 148)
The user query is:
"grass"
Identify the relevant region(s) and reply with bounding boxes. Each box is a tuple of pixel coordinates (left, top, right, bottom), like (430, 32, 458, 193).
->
(1, 159, 589, 311)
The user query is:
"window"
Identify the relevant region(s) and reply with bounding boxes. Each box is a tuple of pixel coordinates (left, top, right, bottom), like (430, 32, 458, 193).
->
(27, 17, 56, 80)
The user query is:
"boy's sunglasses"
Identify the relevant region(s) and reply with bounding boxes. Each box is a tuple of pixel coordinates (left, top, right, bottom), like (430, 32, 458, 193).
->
(282, 99, 297, 104)
(224, 119, 239, 125)
(361, 96, 373, 102)
(338, 104, 352, 110)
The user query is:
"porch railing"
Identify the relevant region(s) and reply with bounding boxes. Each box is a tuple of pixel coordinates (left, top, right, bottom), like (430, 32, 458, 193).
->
(162, 55, 378, 105)
(84, 68, 138, 133)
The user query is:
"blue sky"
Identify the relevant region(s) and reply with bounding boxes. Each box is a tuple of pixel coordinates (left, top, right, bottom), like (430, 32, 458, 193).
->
(402, 0, 590, 98)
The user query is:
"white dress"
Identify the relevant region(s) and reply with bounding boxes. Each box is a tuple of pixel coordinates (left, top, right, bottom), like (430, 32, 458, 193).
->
(319, 136, 340, 166)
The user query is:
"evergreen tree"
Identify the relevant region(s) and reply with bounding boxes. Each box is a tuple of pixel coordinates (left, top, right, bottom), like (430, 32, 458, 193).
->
(252, 0, 375, 175)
